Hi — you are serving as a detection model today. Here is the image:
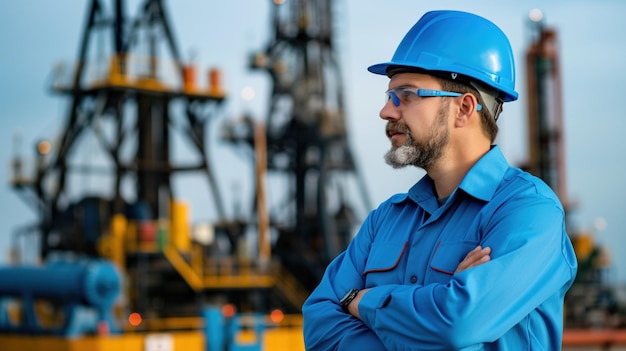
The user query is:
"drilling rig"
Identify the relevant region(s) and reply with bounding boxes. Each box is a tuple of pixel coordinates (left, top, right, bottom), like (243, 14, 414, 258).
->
(226, 0, 371, 294)
(0, 0, 367, 350)
(523, 11, 621, 330)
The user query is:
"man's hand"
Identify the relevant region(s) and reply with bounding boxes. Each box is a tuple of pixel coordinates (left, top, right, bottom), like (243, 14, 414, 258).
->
(346, 246, 491, 319)
(455, 246, 491, 273)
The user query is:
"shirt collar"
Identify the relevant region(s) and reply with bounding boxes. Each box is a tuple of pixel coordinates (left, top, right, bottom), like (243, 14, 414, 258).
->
(458, 145, 509, 201)
(392, 145, 510, 205)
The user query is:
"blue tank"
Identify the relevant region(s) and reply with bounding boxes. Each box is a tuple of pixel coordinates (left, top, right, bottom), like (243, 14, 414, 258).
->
(0, 258, 121, 336)
(0, 259, 120, 308)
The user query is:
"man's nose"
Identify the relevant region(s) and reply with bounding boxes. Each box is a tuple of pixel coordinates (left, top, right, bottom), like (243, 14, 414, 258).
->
(380, 99, 400, 121)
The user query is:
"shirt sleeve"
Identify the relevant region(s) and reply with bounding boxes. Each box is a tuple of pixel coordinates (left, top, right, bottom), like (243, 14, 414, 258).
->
(302, 209, 388, 351)
(357, 194, 577, 350)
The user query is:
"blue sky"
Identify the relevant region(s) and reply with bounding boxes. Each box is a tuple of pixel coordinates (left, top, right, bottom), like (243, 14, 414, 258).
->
(1, 1, 625, 282)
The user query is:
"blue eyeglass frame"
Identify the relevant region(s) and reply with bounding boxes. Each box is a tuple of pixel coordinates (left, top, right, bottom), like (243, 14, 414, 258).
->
(385, 87, 483, 111)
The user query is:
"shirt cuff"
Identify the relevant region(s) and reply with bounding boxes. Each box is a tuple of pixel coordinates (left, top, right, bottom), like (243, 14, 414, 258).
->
(358, 285, 396, 329)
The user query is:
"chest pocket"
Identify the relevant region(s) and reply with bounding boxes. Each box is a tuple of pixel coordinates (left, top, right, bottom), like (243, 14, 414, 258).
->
(363, 242, 407, 286)
(428, 241, 479, 283)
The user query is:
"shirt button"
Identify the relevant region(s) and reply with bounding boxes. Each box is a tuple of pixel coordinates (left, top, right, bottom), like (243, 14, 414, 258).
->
(410, 275, 417, 284)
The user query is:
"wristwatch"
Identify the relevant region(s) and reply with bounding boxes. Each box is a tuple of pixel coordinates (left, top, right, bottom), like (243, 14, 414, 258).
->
(340, 288, 360, 313)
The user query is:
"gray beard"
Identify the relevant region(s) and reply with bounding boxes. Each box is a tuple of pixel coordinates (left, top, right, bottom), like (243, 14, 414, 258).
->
(384, 140, 421, 169)
(384, 106, 449, 169)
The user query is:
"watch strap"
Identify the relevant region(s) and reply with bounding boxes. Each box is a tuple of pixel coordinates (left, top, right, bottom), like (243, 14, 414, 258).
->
(340, 288, 360, 313)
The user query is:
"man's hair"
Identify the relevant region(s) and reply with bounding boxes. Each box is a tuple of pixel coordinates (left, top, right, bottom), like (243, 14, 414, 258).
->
(437, 77, 499, 142)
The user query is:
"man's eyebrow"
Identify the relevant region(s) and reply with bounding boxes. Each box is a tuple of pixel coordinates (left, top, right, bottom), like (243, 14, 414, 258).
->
(389, 85, 419, 90)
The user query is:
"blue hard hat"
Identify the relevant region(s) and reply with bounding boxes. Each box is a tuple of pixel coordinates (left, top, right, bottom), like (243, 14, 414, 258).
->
(368, 10, 518, 102)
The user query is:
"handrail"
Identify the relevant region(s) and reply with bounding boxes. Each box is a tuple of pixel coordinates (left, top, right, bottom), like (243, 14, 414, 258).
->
(273, 265, 310, 311)
(162, 245, 204, 291)
(563, 329, 626, 347)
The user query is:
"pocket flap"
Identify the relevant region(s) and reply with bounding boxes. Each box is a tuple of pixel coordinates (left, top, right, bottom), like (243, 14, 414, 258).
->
(364, 242, 408, 275)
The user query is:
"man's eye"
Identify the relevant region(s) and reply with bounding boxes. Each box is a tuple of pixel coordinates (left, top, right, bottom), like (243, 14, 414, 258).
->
(399, 91, 414, 100)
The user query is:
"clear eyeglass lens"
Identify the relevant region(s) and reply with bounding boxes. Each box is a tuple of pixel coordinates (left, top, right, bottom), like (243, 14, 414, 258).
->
(386, 88, 414, 107)
(386, 90, 400, 106)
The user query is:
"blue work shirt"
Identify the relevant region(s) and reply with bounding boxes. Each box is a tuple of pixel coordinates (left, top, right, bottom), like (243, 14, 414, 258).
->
(302, 145, 578, 350)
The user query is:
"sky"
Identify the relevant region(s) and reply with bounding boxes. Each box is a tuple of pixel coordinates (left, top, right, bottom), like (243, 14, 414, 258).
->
(1, 1, 625, 282)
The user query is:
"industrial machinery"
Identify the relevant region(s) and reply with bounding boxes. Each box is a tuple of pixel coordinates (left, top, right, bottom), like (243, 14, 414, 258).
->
(1, 0, 367, 350)
(5, 1, 622, 349)
(523, 10, 624, 332)
(0, 258, 121, 336)
(227, 0, 371, 294)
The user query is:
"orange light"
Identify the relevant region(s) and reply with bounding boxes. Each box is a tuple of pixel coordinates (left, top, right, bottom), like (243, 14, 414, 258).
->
(37, 140, 51, 155)
(270, 309, 284, 323)
(129, 312, 142, 327)
(222, 304, 236, 318)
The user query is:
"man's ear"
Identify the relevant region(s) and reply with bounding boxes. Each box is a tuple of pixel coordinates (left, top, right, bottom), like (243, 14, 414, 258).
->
(455, 93, 479, 127)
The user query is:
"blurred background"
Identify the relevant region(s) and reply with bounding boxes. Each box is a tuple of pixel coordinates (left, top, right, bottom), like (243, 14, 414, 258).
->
(1, 1, 625, 350)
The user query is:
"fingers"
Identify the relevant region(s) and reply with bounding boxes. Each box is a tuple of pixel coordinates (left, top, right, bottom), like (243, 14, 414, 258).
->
(467, 246, 491, 262)
(455, 246, 491, 273)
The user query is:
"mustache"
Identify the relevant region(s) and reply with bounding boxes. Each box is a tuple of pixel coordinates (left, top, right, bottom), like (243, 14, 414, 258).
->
(386, 121, 411, 135)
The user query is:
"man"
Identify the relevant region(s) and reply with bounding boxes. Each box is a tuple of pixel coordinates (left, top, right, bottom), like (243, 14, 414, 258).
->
(302, 10, 577, 350)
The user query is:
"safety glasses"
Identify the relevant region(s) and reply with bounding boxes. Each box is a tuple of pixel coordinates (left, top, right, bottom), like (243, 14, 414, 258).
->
(385, 87, 483, 111)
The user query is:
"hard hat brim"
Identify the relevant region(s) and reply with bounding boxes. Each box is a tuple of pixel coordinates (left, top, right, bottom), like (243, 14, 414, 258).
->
(367, 62, 519, 102)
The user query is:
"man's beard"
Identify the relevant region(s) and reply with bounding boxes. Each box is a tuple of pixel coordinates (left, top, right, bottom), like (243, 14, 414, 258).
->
(384, 103, 450, 169)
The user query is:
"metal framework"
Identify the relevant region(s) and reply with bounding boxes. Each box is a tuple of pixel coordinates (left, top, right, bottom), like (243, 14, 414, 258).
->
(525, 20, 567, 206)
(11, 0, 232, 320)
(9, 0, 372, 323)
(239, 0, 372, 292)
